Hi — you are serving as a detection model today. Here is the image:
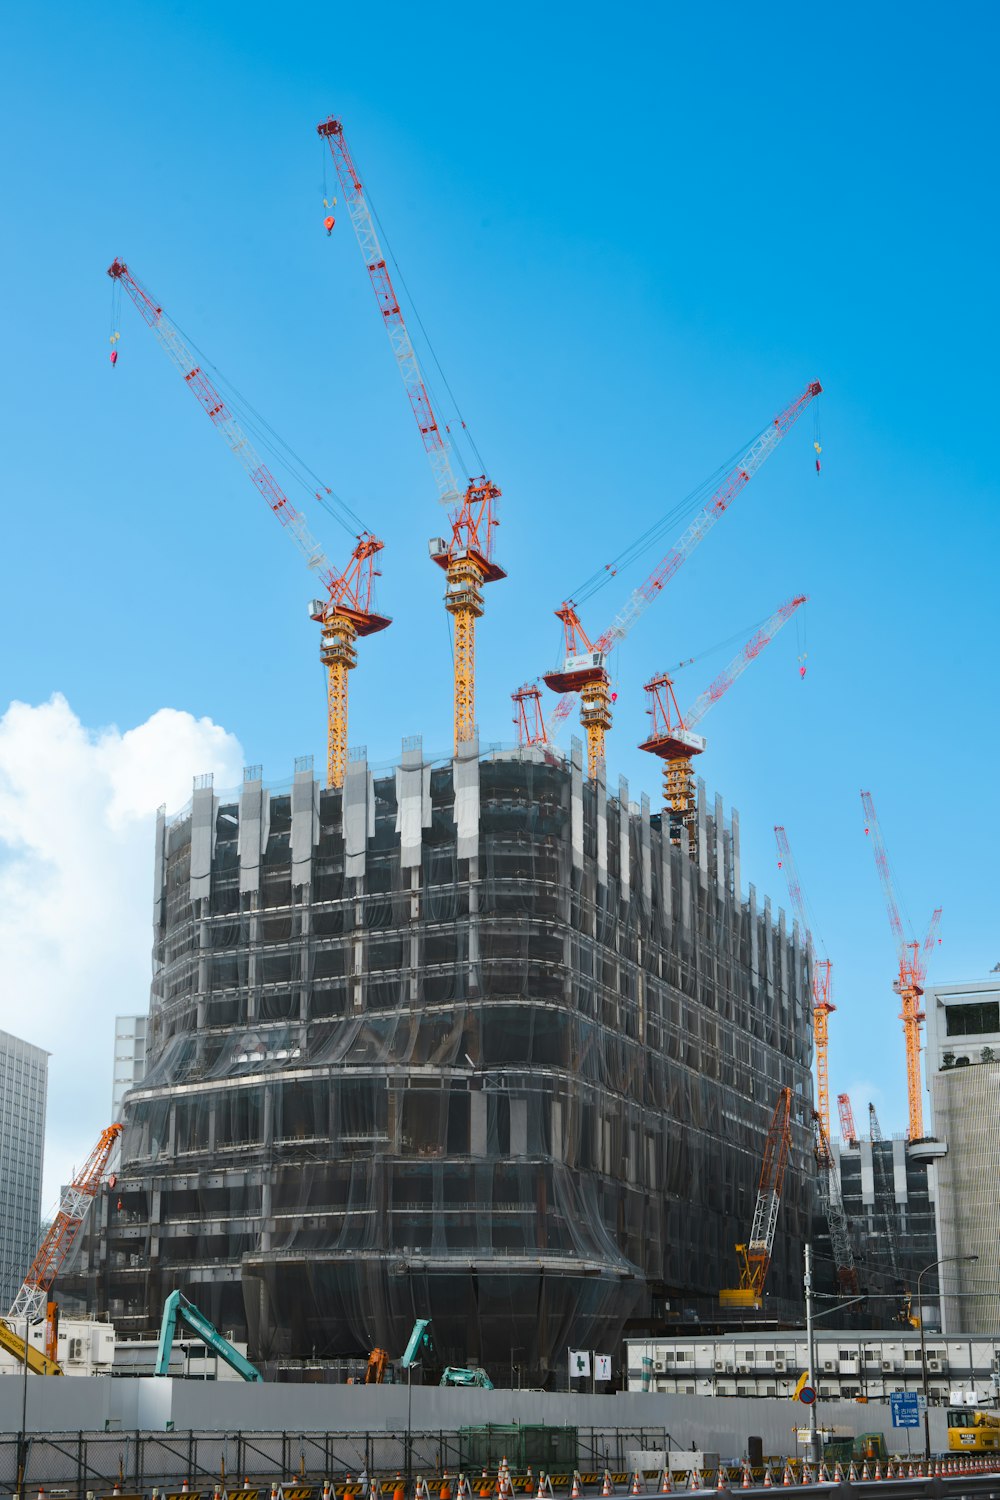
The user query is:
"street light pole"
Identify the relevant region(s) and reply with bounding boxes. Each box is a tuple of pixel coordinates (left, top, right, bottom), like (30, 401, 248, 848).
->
(918, 1254, 979, 1462)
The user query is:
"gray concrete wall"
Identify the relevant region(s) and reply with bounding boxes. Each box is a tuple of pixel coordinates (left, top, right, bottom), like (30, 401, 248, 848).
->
(0, 1379, 950, 1458)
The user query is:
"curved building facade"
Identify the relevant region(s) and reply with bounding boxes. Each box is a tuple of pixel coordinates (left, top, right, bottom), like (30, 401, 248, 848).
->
(72, 741, 814, 1383)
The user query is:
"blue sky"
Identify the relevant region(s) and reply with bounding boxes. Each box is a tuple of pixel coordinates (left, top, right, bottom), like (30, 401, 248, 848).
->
(1, 0, 998, 1168)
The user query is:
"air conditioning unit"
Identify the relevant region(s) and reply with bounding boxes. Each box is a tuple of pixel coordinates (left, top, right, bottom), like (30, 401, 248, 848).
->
(775, 1360, 787, 1372)
(653, 1360, 665, 1372)
(882, 1360, 895, 1372)
(823, 1360, 837, 1372)
(715, 1360, 726, 1372)
(929, 1360, 942, 1372)
(737, 1365, 749, 1374)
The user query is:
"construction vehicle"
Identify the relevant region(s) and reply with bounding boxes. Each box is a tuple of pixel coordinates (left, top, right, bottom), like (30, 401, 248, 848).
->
(720, 1087, 792, 1308)
(365, 1346, 391, 1383)
(155, 1290, 262, 1381)
(861, 790, 942, 1140)
(537, 383, 821, 777)
(3, 1123, 123, 1376)
(638, 594, 806, 856)
(396, 1317, 490, 1386)
(868, 1102, 915, 1321)
(440, 1366, 494, 1388)
(108, 259, 389, 791)
(318, 117, 503, 752)
(812, 1111, 860, 1295)
(774, 824, 834, 1142)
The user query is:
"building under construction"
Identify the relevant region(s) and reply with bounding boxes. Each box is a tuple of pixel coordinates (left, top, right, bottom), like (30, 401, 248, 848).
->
(67, 739, 815, 1384)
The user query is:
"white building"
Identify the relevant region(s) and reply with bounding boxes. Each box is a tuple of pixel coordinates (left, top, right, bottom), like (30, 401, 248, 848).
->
(924, 977, 1000, 1335)
(111, 1015, 148, 1118)
(0, 1030, 48, 1310)
(626, 1330, 1000, 1406)
(0, 1315, 115, 1376)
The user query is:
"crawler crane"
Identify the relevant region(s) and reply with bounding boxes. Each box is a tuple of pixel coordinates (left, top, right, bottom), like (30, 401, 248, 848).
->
(720, 1087, 792, 1309)
(108, 260, 389, 789)
(3, 1123, 123, 1375)
(318, 117, 503, 751)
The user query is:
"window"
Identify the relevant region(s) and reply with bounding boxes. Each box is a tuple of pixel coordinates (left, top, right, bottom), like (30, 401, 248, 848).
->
(946, 1001, 1000, 1036)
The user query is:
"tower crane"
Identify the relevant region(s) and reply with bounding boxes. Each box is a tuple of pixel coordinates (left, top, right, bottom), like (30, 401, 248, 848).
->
(317, 117, 503, 751)
(107, 260, 389, 790)
(868, 1102, 904, 1296)
(542, 381, 821, 776)
(639, 595, 807, 854)
(812, 1110, 860, 1295)
(860, 790, 942, 1140)
(720, 1086, 792, 1309)
(837, 1092, 859, 1146)
(774, 824, 835, 1143)
(512, 683, 546, 747)
(3, 1123, 123, 1374)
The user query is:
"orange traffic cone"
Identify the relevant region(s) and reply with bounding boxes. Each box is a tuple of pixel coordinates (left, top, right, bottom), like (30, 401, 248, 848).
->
(603, 1476, 613, 1499)
(688, 1469, 701, 1493)
(832, 1464, 843, 1484)
(762, 1466, 772, 1489)
(632, 1476, 642, 1498)
(715, 1468, 727, 1493)
(536, 1481, 545, 1500)
(572, 1478, 582, 1500)
(801, 1464, 811, 1487)
(860, 1463, 870, 1483)
(660, 1473, 672, 1495)
(781, 1465, 792, 1488)
(740, 1464, 751, 1491)
(182, 1486, 190, 1497)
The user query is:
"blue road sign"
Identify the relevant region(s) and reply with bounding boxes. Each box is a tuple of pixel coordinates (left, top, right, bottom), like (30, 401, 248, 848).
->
(799, 1386, 816, 1405)
(890, 1391, 921, 1428)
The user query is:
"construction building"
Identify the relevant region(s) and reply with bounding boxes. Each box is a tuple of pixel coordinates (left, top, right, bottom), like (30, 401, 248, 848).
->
(625, 1329, 1000, 1406)
(923, 976, 1000, 1334)
(0, 1030, 48, 1311)
(828, 1133, 938, 1304)
(111, 1014, 148, 1118)
(65, 740, 815, 1384)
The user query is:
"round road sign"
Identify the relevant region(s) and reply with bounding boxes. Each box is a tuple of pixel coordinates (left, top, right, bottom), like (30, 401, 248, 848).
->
(799, 1386, 817, 1405)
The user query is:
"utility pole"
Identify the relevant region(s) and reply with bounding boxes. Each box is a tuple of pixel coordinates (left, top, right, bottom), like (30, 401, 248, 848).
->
(919, 1254, 978, 1461)
(804, 1244, 821, 1466)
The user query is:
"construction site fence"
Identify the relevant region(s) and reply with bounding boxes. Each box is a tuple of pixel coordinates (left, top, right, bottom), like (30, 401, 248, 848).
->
(0, 1430, 682, 1496)
(5, 1444, 1000, 1500)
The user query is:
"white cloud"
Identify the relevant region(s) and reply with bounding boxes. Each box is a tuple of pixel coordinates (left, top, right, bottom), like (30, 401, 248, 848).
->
(0, 694, 243, 1215)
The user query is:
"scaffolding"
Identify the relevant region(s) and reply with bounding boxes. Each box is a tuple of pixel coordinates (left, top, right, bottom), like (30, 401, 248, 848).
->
(67, 741, 814, 1384)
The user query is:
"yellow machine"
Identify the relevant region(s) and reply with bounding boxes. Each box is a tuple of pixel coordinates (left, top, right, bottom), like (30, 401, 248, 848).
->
(947, 1410, 1000, 1452)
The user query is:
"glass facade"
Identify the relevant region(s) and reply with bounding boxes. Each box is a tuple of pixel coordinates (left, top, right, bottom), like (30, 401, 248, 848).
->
(0, 1030, 49, 1311)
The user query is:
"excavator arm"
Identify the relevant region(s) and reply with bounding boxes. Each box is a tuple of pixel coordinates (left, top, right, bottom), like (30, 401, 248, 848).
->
(155, 1291, 262, 1382)
(0, 1318, 62, 1375)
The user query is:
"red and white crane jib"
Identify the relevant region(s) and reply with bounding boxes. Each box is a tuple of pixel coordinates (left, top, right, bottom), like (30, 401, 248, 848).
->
(681, 593, 807, 732)
(317, 118, 464, 510)
(774, 824, 809, 943)
(107, 259, 380, 616)
(546, 380, 822, 732)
